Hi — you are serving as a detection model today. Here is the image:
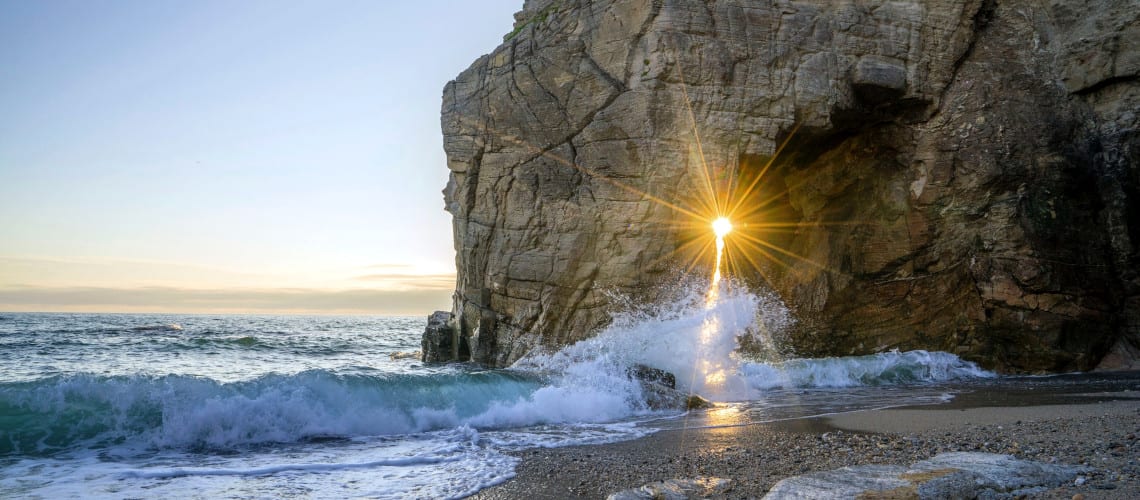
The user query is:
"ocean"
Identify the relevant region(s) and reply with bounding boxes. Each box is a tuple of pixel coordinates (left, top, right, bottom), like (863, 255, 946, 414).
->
(1, 283, 999, 499)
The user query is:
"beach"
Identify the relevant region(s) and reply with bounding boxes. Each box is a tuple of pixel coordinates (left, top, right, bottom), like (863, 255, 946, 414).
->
(475, 389, 1140, 499)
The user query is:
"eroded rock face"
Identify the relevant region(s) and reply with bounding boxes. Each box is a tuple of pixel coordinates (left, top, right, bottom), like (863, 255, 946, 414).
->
(435, 0, 1140, 372)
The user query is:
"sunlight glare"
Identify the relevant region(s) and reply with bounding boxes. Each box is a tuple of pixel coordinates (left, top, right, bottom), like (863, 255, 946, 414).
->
(712, 217, 733, 238)
(710, 217, 732, 292)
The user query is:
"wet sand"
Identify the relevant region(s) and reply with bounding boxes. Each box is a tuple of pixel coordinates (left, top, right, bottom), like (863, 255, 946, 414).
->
(472, 389, 1140, 499)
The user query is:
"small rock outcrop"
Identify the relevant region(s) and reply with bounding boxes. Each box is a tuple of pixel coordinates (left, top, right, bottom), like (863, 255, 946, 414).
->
(628, 363, 677, 389)
(607, 476, 733, 500)
(421, 311, 462, 363)
(433, 0, 1140, 372)
(627, 364, 712, 410)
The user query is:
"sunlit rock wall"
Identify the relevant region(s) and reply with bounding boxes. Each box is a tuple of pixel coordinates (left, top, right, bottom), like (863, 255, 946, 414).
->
(434, 0, 1140, 372)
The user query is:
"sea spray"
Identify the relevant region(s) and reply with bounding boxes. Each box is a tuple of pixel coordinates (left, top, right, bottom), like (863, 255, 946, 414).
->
(514, 277, 792, 401)
(739, 349, 996, 390)
(513, 277, 991, 402)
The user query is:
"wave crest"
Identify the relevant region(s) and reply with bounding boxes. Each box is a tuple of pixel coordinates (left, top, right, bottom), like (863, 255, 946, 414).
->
(0, 370, 542, 456)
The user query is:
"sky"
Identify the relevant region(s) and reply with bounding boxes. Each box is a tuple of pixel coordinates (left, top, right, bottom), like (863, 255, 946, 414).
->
(0, 0, 521, 315)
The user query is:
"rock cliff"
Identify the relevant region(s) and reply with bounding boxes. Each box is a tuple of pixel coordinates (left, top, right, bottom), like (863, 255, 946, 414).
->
(429, 0, 1140, 372)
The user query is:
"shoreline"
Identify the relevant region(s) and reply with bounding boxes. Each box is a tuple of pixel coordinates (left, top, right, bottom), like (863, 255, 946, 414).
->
(473, 391, 1140, 499)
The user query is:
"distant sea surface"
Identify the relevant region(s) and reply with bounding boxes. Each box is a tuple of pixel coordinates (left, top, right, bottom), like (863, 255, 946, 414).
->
(1, 301, 1011, 498)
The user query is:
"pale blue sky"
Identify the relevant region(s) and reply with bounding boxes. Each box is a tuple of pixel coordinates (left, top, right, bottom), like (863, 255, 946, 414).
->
(0, 0, 521, 313)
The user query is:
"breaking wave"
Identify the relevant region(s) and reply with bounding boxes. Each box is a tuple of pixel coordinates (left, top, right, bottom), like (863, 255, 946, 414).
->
(0, 370, 544, 456)
(516, 278, 992, 401)
(741, 350, 994, 390)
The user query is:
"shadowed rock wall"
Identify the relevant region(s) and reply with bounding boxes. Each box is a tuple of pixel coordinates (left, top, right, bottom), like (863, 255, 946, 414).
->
(431, 0, 1140, 372)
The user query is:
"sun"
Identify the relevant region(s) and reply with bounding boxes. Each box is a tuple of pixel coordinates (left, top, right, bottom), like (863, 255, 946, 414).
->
(712, 217, 733, 238)
(709, 216, 733, 291)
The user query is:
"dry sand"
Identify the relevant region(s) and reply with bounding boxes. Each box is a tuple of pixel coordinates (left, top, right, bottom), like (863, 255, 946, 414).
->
(472, 396, 1140, 499)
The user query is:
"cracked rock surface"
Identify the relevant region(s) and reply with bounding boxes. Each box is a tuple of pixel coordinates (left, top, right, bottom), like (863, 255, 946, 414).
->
(434, 0, 1140, 372)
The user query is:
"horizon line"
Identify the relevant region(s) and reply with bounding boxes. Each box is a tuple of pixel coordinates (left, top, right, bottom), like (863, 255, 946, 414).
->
(0, 308, 438, 317)
(0, 284, 453, 317)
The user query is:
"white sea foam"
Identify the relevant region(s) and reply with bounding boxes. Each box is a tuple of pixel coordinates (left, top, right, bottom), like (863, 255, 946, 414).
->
(739, 349, 996, 390)
(130, 323, 182, 331)
(513, 277, 992, 403)
(515, 278, 782, 402)
(120, 454, 465, 479)
(2, 427, 519, 500)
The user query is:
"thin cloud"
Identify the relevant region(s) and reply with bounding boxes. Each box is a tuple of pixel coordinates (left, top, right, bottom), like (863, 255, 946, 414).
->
(0, 255, 276, 288)
(351, 273, 455, 289)
(0, 255, 256, 273)
(363, 263, 418, 270)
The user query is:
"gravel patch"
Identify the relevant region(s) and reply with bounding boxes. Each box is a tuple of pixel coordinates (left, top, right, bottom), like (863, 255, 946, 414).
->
(471, 400, 1139, 499)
